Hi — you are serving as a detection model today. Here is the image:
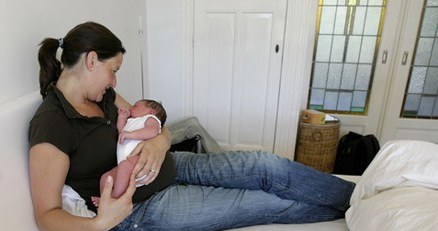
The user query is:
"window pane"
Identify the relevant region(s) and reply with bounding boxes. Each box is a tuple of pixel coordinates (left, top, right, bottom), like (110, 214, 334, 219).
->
(341, 64, 357, 89)
(364, 7, 382, 35)
(428, 0, 438, 7)
(352, 7, 366, 35)
(312, 63, 329, 88)
(345, 36, 362, 62)
(403, 94, 421, 113)
(352, 91, 366, 112)
(338, 92, 353, 111)
(408, 67, 427, 94)
(310, 89, 325, 106)
(309, 0, 386, 114)
(324, 91, 338, 110)
(431, 38, 438, 66)
(368, 0, 384, 6)
(424, 67, 438, 94)
(414, 38, 433, 65)
(420, 7, 438, 37)
(355, 64, 372, 90)
(434, 98, 438, 117)
(418, 97, 435, 116)
(359, 36, 377, 63)
(331, 35, 346, 62)
(334, 6, 347, 34)
(327, 63, 343, 89)
(324, 0, 337, 5)
(320, 6, 336, 34)
(315, 35, 332, 62)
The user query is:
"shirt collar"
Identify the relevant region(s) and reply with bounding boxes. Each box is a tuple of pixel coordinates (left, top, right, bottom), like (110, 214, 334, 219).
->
(46, 83, 84, 119)
(47, 82, 115, 121)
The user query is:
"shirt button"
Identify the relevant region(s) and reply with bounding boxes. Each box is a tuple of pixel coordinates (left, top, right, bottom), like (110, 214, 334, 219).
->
(106, 120, 111, 125)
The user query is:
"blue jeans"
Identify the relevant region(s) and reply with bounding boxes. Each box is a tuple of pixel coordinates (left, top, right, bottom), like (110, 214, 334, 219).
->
(111, 151, 355, 231)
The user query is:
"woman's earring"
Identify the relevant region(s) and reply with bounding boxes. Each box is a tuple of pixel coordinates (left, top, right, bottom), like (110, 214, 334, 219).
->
(91, 67, 94, 71)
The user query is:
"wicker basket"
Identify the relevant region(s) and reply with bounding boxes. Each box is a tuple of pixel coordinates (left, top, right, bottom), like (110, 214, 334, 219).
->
(295, 122, 340, 173)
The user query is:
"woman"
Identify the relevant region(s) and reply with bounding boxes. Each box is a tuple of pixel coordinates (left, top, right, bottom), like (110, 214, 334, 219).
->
(29, 21, 355, 231)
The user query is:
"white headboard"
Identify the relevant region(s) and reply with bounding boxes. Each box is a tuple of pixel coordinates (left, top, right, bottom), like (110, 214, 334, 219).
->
(0, 91, 41, 230)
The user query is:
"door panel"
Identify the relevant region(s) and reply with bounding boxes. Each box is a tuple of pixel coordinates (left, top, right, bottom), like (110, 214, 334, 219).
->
(380, 0, 438, 144)
(193, 0, 286, 151)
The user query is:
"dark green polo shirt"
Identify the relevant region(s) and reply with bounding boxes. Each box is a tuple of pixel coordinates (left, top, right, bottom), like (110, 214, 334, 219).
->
(29, 84, 175, 212)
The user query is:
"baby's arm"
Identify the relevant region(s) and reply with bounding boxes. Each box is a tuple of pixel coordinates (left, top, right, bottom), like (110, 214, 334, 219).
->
(119, 117, 161, 143)
(117, 108, 131, 134)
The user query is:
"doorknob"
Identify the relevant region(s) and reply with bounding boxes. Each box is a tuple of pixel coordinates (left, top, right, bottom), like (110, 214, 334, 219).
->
(275, 44, 279, 53)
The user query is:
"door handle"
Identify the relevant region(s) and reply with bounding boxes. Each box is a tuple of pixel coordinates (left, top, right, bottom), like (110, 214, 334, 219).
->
(275, 44, 279, 53)
(401, 51, 409, 65)
(382, 50, 388, 64)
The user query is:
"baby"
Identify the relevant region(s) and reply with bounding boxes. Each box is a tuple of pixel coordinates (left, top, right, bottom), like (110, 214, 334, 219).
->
(91, 99, 166, 206)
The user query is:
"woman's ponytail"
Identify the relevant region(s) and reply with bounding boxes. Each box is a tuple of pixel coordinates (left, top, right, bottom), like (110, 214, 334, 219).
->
(38, 38, 62, 98)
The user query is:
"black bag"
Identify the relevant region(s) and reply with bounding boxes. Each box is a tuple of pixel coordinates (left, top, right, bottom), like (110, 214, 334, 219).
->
(333, 131, 380, 175)
(169, 135, 203, 153)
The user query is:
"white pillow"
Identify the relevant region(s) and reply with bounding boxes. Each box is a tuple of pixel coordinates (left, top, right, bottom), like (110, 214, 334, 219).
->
(347, 187, 438, 230)
(346, 140, 438, 230)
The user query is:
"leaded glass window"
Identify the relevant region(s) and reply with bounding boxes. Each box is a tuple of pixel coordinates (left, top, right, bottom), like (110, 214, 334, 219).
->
(308, 0, 386, 114)
(402, 0, 438, 119)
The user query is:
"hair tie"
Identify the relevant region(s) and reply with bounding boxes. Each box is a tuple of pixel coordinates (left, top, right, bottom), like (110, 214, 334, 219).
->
(58, 38, 64, 49)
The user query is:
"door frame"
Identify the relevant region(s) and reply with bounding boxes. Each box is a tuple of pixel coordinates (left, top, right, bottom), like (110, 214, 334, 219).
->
(181, 0, 318, 159)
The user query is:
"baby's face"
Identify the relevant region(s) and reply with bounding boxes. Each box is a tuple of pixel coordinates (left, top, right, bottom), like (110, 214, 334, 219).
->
(130, 101, 155, 118)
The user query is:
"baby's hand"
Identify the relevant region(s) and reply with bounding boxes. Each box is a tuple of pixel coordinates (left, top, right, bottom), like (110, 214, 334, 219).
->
(118, 107, 130, 118)
(118, 131, 130, 144)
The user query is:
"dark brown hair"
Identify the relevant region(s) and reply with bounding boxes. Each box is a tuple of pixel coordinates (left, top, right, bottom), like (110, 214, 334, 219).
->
(140, 99, 167, 125)
(38, 21, 126, 98)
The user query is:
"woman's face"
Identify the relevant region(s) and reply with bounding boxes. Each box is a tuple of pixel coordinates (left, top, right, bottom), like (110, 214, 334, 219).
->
(90, 52, 123, 102)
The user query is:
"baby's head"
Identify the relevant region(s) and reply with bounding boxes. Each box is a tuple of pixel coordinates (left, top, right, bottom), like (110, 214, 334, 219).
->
(132, 99, 167, 125)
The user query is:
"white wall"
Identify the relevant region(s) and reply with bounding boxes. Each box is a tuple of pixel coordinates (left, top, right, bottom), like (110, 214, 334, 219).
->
(0, 0, 147, 105)
(145, 0, 186, 123)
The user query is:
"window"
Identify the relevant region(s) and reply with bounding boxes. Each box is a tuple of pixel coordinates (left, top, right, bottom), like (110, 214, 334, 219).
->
(308, 0, 386, 114)
(402, 0, 438, 119)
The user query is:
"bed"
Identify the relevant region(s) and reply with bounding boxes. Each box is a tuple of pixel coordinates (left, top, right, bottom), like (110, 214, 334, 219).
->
(1, 90, 437, 230)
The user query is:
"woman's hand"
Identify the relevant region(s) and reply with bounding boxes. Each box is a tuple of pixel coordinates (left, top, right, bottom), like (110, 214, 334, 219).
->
(29, 143, 134, 231)
(128, 127, 171, 186)
(95, 174, 136, 230)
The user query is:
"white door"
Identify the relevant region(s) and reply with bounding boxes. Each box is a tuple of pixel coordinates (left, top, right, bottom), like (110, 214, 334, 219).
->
(193, 0, 287, 151)
(379, 0, 438, 144)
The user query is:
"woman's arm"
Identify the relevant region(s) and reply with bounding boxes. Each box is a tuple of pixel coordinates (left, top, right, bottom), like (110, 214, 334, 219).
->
(128, 126, 171, 186)
(29, 143, 136, 231)
(119, 117, 161, 144)
(115, 92, 132, 109)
